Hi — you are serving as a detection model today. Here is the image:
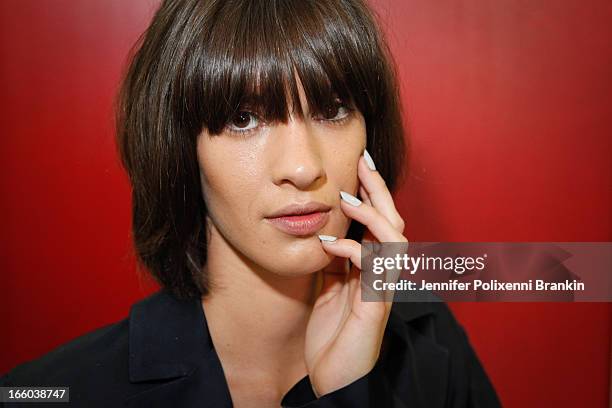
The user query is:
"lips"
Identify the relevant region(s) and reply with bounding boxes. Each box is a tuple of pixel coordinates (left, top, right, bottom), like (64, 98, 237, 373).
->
(266, 202, 332, 218)
(265, 201, 332, 236)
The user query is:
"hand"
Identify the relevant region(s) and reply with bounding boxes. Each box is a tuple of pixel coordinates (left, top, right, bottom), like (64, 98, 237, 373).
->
(304, 151, 407, 397)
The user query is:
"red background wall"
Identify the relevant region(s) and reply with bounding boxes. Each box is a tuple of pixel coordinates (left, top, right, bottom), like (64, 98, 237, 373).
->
(1, 1, 610, 406)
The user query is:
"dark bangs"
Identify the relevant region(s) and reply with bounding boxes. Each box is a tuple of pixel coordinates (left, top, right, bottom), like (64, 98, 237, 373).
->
(187, 0, 388, 134)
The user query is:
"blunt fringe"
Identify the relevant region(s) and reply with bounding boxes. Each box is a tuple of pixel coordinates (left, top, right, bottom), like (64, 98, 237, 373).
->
(115, 0, 407, 300)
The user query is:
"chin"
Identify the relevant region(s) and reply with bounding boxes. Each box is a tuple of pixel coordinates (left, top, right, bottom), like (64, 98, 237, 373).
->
(266, 243, 334, 277)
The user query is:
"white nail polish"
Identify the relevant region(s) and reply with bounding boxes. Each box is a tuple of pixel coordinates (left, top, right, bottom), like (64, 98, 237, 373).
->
(318, 235, 337, 243)
(340, 191, 362, 206)
(363, 148, 376, 171)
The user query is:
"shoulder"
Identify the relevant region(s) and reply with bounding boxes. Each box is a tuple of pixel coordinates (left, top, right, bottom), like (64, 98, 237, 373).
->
(1, 317, 130, 402)
(389, 301, 502, 407)
(391, 300, 475, 359)
(391, 299, 465, 338)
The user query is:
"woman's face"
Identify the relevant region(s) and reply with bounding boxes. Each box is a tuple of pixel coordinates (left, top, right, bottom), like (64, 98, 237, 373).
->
(197, 77, 366, 278)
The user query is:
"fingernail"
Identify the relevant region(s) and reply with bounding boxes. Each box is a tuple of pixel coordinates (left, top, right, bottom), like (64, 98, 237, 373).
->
(363, 148, 376, 171)
(318, 235, 338, 243)
(340, 191, 362, 206)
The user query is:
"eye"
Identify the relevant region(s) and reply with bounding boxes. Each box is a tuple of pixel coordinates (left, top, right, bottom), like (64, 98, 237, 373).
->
(317, 98, 352, 123)
(225, 111, 260, 134)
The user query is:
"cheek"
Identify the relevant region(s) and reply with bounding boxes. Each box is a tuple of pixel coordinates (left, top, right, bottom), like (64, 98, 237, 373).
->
(328, 154, 358, 189)
(197, 139, 261, 222)
(325, 134, 365, 191)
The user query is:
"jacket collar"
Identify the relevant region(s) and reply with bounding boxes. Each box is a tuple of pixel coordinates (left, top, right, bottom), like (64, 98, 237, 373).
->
(128, 289, 438, 383)
(128, 288, 213, 383)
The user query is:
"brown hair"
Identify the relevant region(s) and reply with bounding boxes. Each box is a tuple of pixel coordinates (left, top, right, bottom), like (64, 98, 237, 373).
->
(115, 0, 407, 300)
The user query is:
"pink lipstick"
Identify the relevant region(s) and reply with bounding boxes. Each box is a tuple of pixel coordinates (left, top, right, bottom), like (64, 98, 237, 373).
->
(266, 211, 330, 236)
(265, 201, 332, 236)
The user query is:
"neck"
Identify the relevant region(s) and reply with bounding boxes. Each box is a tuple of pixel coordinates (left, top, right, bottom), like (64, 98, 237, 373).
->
(201, 221, 321, 392)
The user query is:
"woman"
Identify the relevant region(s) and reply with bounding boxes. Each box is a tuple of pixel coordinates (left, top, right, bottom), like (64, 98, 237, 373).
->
(1, 0, 501, 407)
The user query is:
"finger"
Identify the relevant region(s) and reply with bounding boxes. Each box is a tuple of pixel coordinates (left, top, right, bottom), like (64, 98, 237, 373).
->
(358, 153, 405, 233)
(318, 237, 362, 270)
(339, 190, 407, 244)
(355, 272, 393, 315)
(358, 185, 372, 207)
(350, 265, 392, 324)
(320, 237, 393, 321)
(318, 241, 394, 309)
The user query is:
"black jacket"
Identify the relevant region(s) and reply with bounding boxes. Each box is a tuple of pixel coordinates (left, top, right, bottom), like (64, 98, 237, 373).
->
(1, 289, 501, 407)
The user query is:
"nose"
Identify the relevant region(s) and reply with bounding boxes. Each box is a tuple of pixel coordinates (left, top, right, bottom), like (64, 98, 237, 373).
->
(270, 117, 326, 191)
